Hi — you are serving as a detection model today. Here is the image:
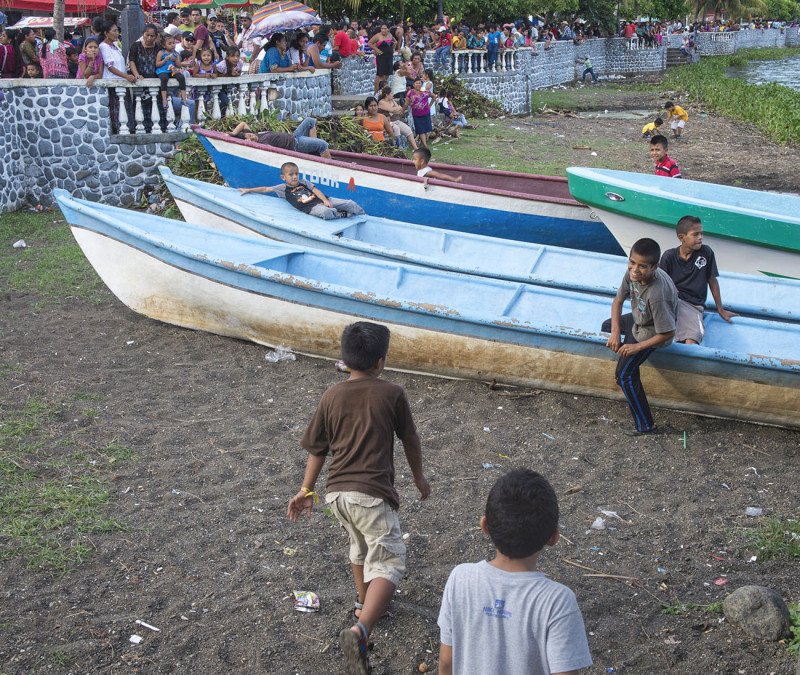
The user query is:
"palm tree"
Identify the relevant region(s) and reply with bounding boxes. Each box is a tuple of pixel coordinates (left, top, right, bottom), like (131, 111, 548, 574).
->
(53, 0, 65, 45)
(690, 0, 766, 20)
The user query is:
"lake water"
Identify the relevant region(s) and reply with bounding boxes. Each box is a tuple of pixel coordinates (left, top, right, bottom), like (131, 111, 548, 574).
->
(726, 55, 800, 90)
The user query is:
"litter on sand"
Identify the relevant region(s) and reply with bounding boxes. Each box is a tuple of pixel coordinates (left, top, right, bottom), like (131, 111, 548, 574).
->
(745, 507, 763, 517)
(265, 344, 296, 362)
(542, 433, 555, 440)
(135, 620, 161, 632)
(12, 239, 26, 248)
(129, 635, 144, 644)
(293, 590, 320, 613)
(590, 517, 606, 530)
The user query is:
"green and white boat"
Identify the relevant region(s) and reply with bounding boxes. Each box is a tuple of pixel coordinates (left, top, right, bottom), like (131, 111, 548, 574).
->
(566, 167, 800, 279)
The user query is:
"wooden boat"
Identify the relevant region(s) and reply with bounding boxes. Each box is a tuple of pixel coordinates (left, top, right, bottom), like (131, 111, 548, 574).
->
(55, 190, 800, 429)
(566, 167, 800, 278)
(192, 126, 624, 255)
(161, 167, 800, 322)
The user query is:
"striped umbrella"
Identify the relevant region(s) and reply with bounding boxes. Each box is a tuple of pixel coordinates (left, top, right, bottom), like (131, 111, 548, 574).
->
(252, 1, 316, 22)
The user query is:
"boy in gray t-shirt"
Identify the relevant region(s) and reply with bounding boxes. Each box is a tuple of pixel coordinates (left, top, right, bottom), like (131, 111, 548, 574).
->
(438, 469, 592, 675)
(601, 237, 678, 437)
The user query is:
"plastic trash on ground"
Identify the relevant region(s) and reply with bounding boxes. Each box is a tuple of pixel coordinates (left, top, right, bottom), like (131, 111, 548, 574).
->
(745, 507, 763, 516)
(590, 517, 606, 530)
(293, 590, 320, 613)
(265, 344, 296, 362)
(12, 239, 26, 248)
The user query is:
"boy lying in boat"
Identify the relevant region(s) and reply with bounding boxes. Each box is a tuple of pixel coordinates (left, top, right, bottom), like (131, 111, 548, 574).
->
(659, 215, 738, 345)
(238, 161, 365, 220)
(228, 118, 332, 159)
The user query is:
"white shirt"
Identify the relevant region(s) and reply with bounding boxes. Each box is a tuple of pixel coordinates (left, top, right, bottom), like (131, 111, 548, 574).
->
(99, 41, 126, 79)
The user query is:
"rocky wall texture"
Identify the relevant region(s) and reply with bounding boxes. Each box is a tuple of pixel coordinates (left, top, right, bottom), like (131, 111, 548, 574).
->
(694, 33, 736, 55)
(0, 72, 332, 213)
(604, 38, 666, 72)
(786, 27, 800, 46)
(270, 72, 333, 120)
(734, 28, 786, 48)
(0, 88, 27, 212)
(0, 81, 177, 212)
(331, 56, 376, 96)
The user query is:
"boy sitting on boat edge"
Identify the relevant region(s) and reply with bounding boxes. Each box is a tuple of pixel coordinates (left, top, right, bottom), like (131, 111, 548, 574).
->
(602, 238, 678, 437)
(238, 161, 365, 221)
(659, 215, 738, 345)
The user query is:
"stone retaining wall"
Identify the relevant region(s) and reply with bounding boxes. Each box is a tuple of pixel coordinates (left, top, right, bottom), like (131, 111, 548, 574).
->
(0, 71, 331, 213)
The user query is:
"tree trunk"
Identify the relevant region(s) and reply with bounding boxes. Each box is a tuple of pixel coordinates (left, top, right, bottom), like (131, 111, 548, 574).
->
(53, 0, 65, 43)
(437, 0, 443, 23)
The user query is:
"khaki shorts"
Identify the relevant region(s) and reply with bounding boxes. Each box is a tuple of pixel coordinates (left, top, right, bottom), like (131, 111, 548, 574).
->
(675, 298, 705, 343)
(671, 119, 686, 129)
(326, 491, 406, 586)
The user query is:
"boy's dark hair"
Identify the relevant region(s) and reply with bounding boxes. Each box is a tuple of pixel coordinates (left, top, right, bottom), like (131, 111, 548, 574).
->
(341, 321, 390, 371)
(280, 161, 298, 174)
(424, 68, 434, 79)
(655, 116, 663, 125)
(665, 100, 675, 109)
(630, 237, 661, 265)
(650, 134, 668, 150)
(485, 469, 559, 559)
(66, 46, 78, 57)
(414, 146, 431, 163)
(167, 12, 179, 23)
(676, 215, 702, 236)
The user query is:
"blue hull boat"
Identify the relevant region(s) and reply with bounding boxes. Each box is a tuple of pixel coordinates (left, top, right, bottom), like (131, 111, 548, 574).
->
(55, 191, 800, 429)
(193, 127, 624, 255)
(161, 168, 800, 323)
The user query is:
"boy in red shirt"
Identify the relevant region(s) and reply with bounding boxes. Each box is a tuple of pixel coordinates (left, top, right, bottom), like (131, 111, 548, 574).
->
(650, 135, 681, 178)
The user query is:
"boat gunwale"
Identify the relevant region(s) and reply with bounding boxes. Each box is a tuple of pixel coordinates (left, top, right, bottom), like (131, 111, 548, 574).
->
(162, 169, 800, 322)
(195, 127, 582, 208)
(57, 192, 800, 377)
(566, 167, 800, 254)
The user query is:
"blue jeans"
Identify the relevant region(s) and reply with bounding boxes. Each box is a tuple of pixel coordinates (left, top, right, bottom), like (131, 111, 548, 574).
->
(487, 43, 499, 68)
(435, 44, 450, 65)
(582, 67, 598, 83)
(293, 117, 329, 156)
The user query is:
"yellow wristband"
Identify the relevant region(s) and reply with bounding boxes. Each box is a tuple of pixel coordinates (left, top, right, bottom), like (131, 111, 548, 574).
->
(301, 487, 319, 503)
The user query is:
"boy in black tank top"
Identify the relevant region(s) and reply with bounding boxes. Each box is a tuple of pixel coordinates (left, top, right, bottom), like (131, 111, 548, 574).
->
(238, 161, 365, 220)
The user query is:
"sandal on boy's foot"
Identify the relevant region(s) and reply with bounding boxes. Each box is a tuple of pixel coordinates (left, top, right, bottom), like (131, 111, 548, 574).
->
(340, 623, 369, 675)
(622, 425, 657, 437)
(353, 599, 364, 619)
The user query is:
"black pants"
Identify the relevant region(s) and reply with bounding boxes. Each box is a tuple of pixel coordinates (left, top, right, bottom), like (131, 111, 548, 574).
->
(602, 313, 656, 432)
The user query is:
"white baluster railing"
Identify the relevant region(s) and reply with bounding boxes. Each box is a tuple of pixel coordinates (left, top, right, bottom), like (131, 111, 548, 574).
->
(97, 72, 326, 136)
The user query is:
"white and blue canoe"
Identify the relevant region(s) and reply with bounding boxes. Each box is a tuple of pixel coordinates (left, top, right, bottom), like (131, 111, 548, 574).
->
(193, 127, 624, 255)
(56, 190, 800, 428)
(161, 168, 800, 323)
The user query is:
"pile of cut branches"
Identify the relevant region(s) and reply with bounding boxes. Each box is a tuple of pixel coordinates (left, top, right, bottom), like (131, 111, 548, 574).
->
(433, 74, 505, 119)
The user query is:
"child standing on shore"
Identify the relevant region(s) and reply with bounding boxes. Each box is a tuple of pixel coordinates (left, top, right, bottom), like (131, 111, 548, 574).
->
(650, 135, 681, 178)
(659, 215, 738, 345)
(438, 469, 592, 674)
(288, 321, 430, 675)
(665, 100, 688, 139)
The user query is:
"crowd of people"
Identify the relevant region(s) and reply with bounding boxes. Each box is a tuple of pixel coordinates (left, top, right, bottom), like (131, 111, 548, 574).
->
(3, 11, 798, 84)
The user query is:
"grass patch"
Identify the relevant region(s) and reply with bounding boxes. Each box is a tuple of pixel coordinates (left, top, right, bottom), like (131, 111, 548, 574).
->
(788, 602, 800, 657)
(0, 395, 135, 573)
(748, 518, 800, 561)
(532, 85, 622, 112)
(663, 49, 800, 145)
(0, 210, 108, 304)
(661, 600, 724, 616)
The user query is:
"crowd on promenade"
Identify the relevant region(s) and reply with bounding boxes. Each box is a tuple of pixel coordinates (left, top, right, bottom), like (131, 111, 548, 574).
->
(3, 9, 799, 82)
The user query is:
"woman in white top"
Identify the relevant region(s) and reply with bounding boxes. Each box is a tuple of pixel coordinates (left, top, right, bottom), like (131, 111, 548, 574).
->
(99, 22, 135, 82)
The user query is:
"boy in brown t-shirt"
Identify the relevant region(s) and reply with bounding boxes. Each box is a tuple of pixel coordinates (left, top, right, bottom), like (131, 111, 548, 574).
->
(288, 321, 430, 675)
